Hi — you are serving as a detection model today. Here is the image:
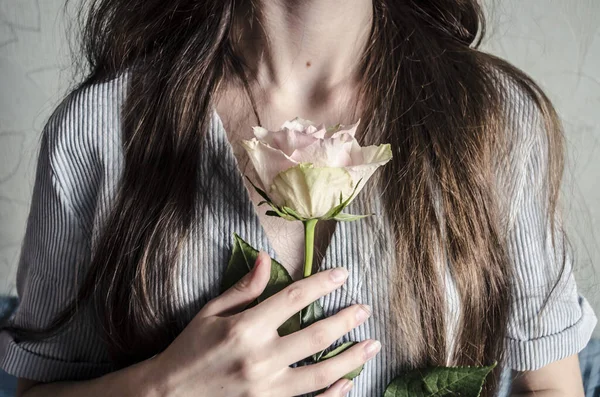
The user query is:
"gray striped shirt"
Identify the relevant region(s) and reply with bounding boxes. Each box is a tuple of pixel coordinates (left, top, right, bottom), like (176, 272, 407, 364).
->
(0, 71, 596, 396)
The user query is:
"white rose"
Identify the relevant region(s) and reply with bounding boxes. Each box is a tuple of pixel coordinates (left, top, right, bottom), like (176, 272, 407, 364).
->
(241, 117, 392, 220)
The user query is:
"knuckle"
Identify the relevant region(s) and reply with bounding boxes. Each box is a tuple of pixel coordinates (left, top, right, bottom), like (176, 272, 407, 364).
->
(345, 315, 357, 331)
(223, 318, 252, 342)
(246, 278, 264, 296)
(286, 285, 304, 302)
(312, 367, 333, 389)
(200, 299, 217, 314)
(319, 272, 333, 289)
(201, 314, 221, 329)
(236, 356, 262, 382)
(234, 275, 252, 293)
(233, 274, 265, 299)
(309, 326, 331, 350)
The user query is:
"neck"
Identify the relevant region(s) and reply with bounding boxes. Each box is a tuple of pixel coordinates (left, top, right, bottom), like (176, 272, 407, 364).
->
(232, 0, 373, 99)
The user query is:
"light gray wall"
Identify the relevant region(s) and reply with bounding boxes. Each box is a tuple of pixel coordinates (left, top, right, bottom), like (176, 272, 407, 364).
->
(480, 0, 600, 338)
(0, 1, 598, 337)
(1, 0, 76, 292)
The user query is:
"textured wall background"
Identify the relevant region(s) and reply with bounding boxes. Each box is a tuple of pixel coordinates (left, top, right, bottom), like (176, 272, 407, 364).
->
(480, 0, 600, 338)
(1, 0, 76, 293)
(0, 1, 598, 337)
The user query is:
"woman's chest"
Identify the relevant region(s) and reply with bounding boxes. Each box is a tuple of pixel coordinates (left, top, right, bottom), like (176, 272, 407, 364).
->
(214, 89, 358, 280)
(91, 108, 463, 395)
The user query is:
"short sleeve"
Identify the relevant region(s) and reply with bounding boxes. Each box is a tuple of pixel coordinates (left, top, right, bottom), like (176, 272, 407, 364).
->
(0, 88, 118, 381)
(501, 81, 597, 371)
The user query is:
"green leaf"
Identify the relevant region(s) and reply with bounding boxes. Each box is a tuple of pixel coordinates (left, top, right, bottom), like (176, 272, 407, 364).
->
(332, 212, 373, 222)
(220, 233, 301, 336)
(317, 341, 365, 380)
(383, 362, 497, 397)
(245, 176, 272, 204)
(300, 300, 325, 329)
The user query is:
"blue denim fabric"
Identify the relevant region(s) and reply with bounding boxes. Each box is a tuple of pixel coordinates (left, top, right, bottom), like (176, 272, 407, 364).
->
(0, 297, 17, 397)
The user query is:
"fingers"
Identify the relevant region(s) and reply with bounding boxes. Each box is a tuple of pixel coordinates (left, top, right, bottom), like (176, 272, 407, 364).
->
(274, 304, 372, 367)
(247, 267, 349, 328)
(199, 251, 271, 318)
(318, 378, 354, 396)
(285, 339, 381, 396)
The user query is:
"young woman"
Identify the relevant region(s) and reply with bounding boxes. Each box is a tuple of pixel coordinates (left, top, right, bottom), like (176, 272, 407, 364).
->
(1, 0, 596, 396)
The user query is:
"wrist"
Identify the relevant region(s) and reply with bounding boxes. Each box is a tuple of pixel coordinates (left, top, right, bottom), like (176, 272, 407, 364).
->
(131, 353, 170, 397)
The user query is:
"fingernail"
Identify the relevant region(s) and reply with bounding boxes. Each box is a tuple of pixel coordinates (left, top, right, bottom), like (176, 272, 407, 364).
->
(364, 340, 381, 359)
(341, 379, 353, 395)
(355, 304, 371, 323)
(330, 267, 348, 283)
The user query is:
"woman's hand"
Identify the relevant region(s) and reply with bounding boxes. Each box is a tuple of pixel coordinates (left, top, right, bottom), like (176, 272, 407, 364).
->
(148, 251, 379, 397)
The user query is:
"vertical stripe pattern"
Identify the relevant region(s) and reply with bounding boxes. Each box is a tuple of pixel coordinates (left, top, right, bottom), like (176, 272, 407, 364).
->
(0, 71, 596, 396)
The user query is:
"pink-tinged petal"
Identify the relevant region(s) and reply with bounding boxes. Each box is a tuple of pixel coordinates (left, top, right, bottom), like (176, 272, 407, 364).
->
(309, 124, 328, 139)
(253, 125, 318, 154)
(330, 119, 361, 139)
(243, 116, 392, 221)
(279, 130, 319, 154)
(281, 117, 316, 132)
(344, 143, 393, 194)
(270, 164, 355, 219)
(348, 138, 364, 165)
(252, 126, 270, 140)
(241, 138, 298, 191)
(290, 137, 354, 167)
(306, 125, 321, 135)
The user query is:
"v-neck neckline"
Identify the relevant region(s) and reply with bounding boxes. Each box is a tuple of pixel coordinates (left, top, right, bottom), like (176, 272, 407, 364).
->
(210, 107, 348, 279)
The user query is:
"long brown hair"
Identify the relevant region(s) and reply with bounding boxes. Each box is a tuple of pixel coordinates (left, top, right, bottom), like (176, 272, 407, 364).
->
(6, 0, 566, 394)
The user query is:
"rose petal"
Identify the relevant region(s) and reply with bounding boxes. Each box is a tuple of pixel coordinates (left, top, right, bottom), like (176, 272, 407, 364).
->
(359, 144, 393, 164)
(281, 117, 316, 131)
(252, 126, 270, 140)
(270, 164, 355, 219)
(246, 117, 392, 220)
(344, 143, 393, 195)
(309, 124, 328, 139)
(348, 138, 364, 165)
(330, 119, 360, 139)
(278, 130, 318, 155)
(290, 137, 354, 167)
(253, 126, 318, 155)
(241, 138, 298, 190)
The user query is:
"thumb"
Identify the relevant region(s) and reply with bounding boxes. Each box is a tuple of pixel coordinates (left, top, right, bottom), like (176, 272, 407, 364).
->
(200, 251, 271, 317)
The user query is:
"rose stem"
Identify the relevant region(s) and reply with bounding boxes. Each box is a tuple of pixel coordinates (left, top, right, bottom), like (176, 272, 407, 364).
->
(303, 219, 318, 278)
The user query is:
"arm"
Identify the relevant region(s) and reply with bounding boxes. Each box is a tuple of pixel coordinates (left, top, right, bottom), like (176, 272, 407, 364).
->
(13, 258, 375, 397)
(16, 358, 161, 397)
(511, 354, 584, 397)
(4, 79, 160, 396)
(497, 75, 596, 395)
